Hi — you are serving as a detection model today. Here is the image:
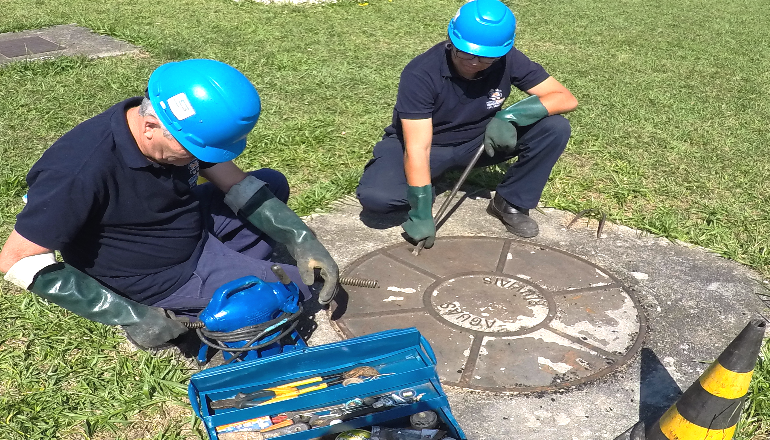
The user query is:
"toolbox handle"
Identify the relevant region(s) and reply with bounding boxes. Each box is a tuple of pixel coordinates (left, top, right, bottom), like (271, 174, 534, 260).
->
(419, 334, 437, 365)
(188, 382, 203, 419)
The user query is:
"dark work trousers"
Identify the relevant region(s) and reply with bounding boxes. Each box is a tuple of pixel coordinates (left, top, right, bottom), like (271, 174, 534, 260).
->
(356, 115, 571, 213)
(152, 169, 311, 317)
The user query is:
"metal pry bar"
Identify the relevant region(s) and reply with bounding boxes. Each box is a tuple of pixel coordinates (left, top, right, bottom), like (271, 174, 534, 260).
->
(413, 142, 487, 256)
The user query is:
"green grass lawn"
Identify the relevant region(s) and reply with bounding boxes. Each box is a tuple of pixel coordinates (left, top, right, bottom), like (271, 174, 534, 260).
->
(1, 0, 769, 438)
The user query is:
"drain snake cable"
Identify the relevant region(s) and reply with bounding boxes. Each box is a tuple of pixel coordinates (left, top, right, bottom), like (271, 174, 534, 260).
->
(181, 305, 303, 363)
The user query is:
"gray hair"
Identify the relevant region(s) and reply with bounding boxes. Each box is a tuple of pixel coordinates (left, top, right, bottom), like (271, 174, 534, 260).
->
(139, 97, 174, 139)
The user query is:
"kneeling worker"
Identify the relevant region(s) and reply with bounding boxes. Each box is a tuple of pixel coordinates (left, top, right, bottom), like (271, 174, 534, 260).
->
(0, 59, 339, 349)
(356, 0, 578, 244)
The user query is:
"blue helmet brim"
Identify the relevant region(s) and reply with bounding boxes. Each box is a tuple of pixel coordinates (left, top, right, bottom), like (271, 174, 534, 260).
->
(448, 32, 513, 58)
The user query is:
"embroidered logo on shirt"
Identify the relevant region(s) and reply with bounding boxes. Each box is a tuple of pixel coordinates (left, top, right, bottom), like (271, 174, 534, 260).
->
(188, 159, 200, 187)
(486, 89, 505, 110)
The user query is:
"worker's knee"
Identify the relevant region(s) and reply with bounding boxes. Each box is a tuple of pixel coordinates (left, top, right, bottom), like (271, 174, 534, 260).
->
(539, 115, 572, 143)
(356, 186, 405, 214)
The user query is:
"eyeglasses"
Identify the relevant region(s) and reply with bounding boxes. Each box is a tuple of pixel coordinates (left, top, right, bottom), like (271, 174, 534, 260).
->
(451, 46, 500, 65)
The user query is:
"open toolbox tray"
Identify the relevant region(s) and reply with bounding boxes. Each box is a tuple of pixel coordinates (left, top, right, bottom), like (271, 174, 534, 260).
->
(189, 328, 467, 440)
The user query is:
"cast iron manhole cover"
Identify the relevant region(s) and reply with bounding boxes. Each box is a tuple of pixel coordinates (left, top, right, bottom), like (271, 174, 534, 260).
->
(331, 236, 646, 393)
(0, 36, 64, 58)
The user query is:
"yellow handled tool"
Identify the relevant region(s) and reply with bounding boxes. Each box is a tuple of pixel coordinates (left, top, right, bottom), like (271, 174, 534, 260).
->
(209, 366, 380, 410)
(210, 375, 342, 409)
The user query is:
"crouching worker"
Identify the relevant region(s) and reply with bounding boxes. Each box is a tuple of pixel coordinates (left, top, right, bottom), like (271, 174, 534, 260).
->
(0, 59, 339, 350)
(356, 0, 578, 242)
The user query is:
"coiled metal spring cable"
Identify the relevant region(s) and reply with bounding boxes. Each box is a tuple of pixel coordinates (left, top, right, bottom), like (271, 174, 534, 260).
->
(339, 277, 379, 288)
(184, 306, 303, 364)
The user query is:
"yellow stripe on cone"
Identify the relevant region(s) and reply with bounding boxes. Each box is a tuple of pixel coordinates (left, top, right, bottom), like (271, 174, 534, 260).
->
(699, 362, 753, 399)
(642, 319, 767, 440)
(658, 405, 737, 440)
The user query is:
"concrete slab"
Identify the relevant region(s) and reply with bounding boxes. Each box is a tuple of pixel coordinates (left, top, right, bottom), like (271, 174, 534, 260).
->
(0, 24, 139, 65)
(300, 190, 769, 440)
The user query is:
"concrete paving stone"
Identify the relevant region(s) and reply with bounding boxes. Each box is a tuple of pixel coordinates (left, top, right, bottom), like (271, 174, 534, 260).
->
(0, 24, 139, 65)
(299, 190, 768, 440)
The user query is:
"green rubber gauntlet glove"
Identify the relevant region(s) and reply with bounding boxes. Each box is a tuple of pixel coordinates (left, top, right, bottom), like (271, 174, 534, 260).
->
(29, 263, 189, 348)
(401, 184, 436, 249)
(484, 116, 518, 157)
(484, 95, 549, 157)
(239, 186, 339, 305)
(495, 95, 549, 126)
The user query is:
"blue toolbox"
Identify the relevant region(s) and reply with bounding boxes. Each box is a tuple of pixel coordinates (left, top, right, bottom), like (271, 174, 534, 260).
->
(188, 328, 466, 440)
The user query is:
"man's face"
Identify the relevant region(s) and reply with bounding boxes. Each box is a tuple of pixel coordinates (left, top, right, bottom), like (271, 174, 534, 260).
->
(450, 46, 500, 79)
(152, 129, 196, 166)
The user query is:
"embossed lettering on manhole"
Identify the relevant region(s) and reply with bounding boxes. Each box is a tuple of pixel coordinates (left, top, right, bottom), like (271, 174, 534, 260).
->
(331, 236, 646, 393)
(433, 275, 552, 333)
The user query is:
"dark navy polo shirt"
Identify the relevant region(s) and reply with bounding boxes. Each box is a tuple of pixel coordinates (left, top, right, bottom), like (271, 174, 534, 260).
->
(16, 97, 211, 304)
(384, 41, 551, 147)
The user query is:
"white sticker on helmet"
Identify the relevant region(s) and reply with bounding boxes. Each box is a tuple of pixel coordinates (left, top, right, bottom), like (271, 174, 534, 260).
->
(166, 93, 196, 121)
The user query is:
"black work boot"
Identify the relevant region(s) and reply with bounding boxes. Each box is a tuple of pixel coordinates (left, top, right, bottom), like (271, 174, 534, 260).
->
(486, 193, 539, 238)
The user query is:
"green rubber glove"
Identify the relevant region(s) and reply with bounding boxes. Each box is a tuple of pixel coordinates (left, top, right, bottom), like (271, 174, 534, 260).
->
(239, 186, 339, 305)
(495, 95, 549, 126)
(401, 184, 435, 249)
(484, 116, 518, 157)
(484, 95, 549, 157)
(29, 263, 189, 349)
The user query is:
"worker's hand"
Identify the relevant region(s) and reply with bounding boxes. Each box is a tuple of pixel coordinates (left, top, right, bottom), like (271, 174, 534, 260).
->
(226, 180, 341, 305)
(25, 262, 189, 349)
(401, 184, 436, 249)
(294, 239, 339, 305)
(483, 116, 518, 157)
(485, 95, 551, 157)
(123, 308, 190, 349)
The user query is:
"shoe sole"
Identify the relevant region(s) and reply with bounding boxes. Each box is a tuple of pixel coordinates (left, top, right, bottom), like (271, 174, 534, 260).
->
(486, 203, 539, 238)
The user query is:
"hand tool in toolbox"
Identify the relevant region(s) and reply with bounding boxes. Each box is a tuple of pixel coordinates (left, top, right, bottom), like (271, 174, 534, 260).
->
(371, 426, 446, 440)
(277, 388, 426, 428)
(218, 422, 310, 440)
(210, 366, 381, 410)
(216, 387, 426, 436)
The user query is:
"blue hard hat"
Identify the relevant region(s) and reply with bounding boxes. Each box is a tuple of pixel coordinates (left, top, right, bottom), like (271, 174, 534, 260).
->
(146, 59, 261, 163)
(447, 0, 517, 58)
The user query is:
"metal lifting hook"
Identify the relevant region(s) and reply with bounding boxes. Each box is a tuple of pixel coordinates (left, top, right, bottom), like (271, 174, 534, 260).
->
(567, 208, 607, 238)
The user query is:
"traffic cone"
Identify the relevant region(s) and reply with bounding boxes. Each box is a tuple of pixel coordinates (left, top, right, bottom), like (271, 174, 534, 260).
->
(645, 319, 766, 440)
